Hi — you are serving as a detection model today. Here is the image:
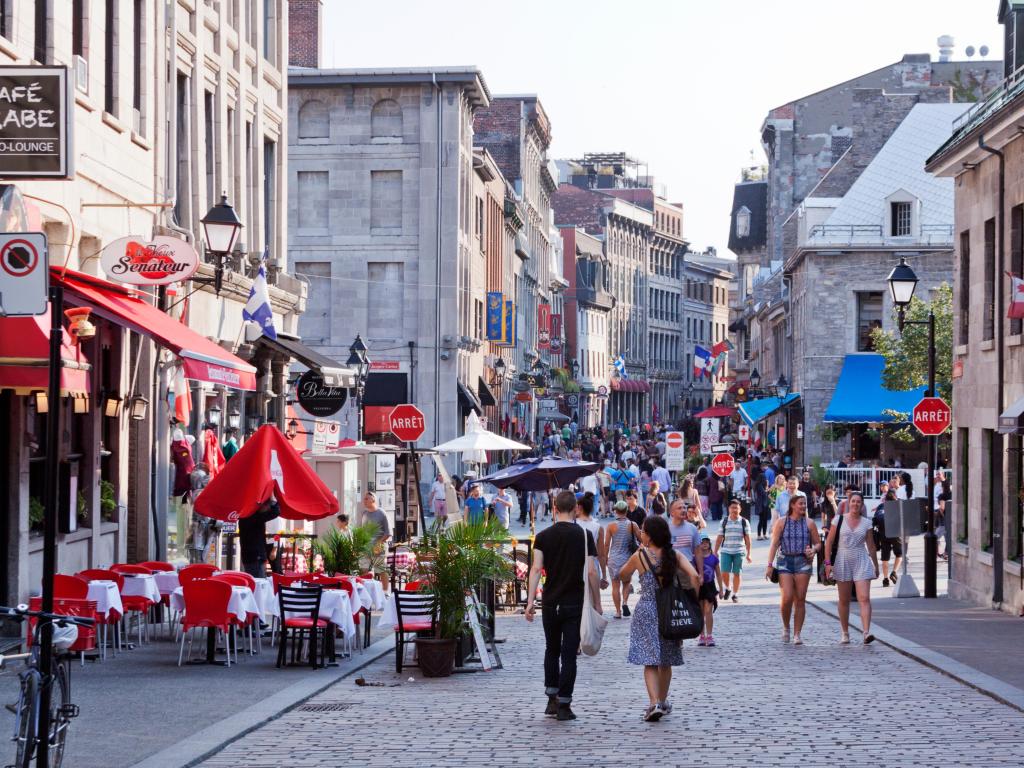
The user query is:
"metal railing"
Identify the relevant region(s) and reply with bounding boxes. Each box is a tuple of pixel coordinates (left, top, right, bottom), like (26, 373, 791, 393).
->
(813, 465, 951, 503)
(807, 223, 953, 246)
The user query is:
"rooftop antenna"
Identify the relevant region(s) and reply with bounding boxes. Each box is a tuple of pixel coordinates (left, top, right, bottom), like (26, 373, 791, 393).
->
(937, 35, 954, 62)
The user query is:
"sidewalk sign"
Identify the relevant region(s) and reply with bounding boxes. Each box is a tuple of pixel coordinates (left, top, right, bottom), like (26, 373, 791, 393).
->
(465, 594, 493, 671)
(699, 418, 720, 455)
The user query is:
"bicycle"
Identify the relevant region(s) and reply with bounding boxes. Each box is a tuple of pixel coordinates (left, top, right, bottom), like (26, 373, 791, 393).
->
(0, 604, 93, 768)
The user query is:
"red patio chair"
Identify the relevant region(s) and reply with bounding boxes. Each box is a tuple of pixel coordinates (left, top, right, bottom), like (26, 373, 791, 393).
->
(111, 563, 151, 575)
(216, 571, 257, 591)
(179, 564, 217, 584)
(139, 561, 174, 572)
(75, 569, 123, 658)
(53, 574, 89, 599)
(404, 580, 427, 592)
(271, 572, 304, 594)
(178, 579, 235, 667)
(210, 574, 260, 656)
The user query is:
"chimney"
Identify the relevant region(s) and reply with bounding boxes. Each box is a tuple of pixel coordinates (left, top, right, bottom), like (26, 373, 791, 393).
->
(937, 35, 954, 63)
(288, 0, 323, 68)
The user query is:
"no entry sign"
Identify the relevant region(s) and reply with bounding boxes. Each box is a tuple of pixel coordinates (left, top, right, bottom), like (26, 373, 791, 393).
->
(388, 404, 426, 443)
(711, 453, 735, 477)
(912, 396, 951, 437)
(664, 431, 685, 471)
(0, 232, 47, 316)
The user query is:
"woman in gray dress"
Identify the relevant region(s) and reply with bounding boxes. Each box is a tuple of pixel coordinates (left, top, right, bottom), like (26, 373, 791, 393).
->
(618, 515, 701, 722)
(824, 492, 879, 645)
(605, 501, 641, 619)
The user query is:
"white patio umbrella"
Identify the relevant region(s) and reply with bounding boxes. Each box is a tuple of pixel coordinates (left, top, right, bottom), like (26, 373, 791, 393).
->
(432, 411, 531, 453)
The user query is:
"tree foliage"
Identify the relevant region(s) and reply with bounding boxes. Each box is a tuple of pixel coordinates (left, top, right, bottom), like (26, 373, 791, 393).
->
(870, 283, 953, 403)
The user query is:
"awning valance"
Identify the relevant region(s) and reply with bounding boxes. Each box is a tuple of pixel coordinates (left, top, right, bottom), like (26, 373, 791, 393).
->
(738, 393, 801, 427)
(823, 354, 927, 424)
(477, 376, 496, 407)
(611, 378, 650, 393)
(256, 333, 355, 387)
(55, 268, 257, 391)
(695, 405, 735, 418)
(0, 313, 91, 395)
(458, 381, 482, 414)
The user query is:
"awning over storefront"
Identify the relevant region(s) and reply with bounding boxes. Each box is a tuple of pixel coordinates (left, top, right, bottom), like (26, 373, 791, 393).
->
(0, 313, 91, 395)
(256, 333, 355, 387)
(999, 396, 1024, 435)
(695, 405, 735, 418)
(738, 393, 801, 427)
(477, 376, 496, 407)
(55, 269, 257, 391)
(823, 354, 927, 424)
(458, 381, 482, 414)
(610, 378, 651, 393)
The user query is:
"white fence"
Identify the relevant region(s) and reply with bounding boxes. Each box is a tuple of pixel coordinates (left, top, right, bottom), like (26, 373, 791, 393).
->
(816, 465, 951, 504)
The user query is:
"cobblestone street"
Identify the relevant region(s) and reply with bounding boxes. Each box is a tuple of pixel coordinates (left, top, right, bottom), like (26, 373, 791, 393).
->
(200, 568, 1024, 768)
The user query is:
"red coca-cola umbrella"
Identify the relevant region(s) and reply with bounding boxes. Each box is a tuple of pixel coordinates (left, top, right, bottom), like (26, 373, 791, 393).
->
(194, 425, 339, 521)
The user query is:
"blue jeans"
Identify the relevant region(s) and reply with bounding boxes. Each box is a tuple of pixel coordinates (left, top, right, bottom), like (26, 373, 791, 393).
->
(542, 603, 582, 704)
(776, 554, 812, 575)
(709, 500, 724, 521)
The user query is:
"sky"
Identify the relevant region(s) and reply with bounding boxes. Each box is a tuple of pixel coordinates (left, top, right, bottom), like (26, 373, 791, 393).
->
(322, 0, 1003, 256)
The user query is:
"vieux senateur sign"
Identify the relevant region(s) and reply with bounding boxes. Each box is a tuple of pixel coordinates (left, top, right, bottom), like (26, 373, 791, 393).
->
(0, 66, 71, 178)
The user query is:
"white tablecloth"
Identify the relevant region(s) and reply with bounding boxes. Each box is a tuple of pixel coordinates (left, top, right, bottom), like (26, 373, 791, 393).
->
(252, 579, 275, 617)
(170, 585, 261, 623)
(153, 571, 180, 596)
(359, 579, 386, 611)
(120, 574, 161, 604)
(377, 592, 434, 629)
(87, 580, 123, 619)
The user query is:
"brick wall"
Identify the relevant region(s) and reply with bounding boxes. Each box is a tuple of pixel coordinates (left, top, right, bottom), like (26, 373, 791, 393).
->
(288, 0, 321, 68)
(551, 184, 606, 234)
(473, 100, 524, 183)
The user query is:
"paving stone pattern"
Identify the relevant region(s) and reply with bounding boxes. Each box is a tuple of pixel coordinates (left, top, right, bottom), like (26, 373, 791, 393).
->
(201, 578, 1024, 767)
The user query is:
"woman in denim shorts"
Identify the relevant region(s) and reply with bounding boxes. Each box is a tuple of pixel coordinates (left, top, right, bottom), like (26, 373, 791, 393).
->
(765, 495, 821, 645)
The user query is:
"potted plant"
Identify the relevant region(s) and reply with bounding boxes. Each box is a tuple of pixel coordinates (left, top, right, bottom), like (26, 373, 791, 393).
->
(311, 522, 377, 575)
(99, 480, 118, 523)
(410, 517, 513, 677)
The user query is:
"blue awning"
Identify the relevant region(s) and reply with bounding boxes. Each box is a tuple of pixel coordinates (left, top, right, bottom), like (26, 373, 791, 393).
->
(823, 354, 927, 423)
(738, 393, 801, 427)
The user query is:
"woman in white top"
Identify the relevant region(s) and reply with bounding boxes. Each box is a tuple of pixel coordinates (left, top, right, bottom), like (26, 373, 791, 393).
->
(575, 492, 607, 589)
(824, 492, 879, 645)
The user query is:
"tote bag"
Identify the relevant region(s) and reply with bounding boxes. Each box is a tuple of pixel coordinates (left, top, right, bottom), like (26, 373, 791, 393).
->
(580, 526, 608, 656)
(641, 549, 702, 641)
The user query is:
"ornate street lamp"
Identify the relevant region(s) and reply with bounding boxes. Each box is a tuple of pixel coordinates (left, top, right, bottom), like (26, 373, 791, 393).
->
(886, 255, 939, 598)
(206, 403, 222, 427)
(347, 335, 371, 441)
(227, 407, 241, 430)
(198, 194, 243, 295)
(749, 367, 761, 390)
(775, 375, 790, 399)
(128, 395, 149, 421)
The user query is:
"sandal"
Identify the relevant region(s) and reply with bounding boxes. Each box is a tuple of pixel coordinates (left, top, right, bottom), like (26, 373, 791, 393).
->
(793, 634, 803, 645)
(863, 633, 875, 645)
(782, 628, 791, 644)
(840, 632, 850, 645)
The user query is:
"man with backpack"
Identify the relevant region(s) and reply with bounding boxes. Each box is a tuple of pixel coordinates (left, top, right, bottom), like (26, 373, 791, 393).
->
(872, 490, 903, 587)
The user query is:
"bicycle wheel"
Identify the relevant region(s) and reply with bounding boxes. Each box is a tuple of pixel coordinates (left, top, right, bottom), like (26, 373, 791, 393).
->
(46, 662, 71, 768)
(14, 671, 38, 768)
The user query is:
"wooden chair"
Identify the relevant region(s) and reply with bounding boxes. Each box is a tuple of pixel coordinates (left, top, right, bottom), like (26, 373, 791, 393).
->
(393, 590, 438, 674)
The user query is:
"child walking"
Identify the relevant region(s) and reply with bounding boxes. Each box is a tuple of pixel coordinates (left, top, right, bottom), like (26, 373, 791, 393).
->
(697, 536, 723, 647)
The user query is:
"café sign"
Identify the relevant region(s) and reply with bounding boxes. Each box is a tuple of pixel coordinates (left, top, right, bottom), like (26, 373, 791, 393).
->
(296, 369, 348, 418)
(100, 235, 200, 286)
(0, 66, 71, 178)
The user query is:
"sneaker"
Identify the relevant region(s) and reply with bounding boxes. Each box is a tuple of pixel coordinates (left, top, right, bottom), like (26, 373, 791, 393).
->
(793, 634, 803, 646)
(660, 702, 673, 716)
(882, 578, 890, 587)
(544, 696, 558, 716)
(622, 603, 631, 617)
(891, 572, 898, 584)
(706, 635, 716, 647)
(731, 594, 739, 603)
(556, 704, 577, 721)
(722, 589, 732, 600)
(840, 632, 850, 645)
(643, 704, 664, 722)
(782, 629, 791, 644)
(863, 633, 875, 645)
(697, 635, 707, 646)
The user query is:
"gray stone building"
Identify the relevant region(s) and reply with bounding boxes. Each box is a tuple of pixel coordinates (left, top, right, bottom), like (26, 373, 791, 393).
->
(924, 0, 1024, 615)
(288, 67, 491, 448)
(682, 250, 734, 413)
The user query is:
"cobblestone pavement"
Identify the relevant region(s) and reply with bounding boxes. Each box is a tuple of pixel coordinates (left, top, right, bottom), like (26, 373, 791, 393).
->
(200, 565, 1024, 767)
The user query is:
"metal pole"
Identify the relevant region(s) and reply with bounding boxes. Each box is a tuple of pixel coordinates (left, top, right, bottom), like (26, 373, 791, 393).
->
(924, 310, 938, 598)
(37, 283, 63, 768)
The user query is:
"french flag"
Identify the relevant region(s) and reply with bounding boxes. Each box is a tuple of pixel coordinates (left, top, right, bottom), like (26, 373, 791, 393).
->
(694, 345, 712, 379)
(1009, 273, 1024, 319)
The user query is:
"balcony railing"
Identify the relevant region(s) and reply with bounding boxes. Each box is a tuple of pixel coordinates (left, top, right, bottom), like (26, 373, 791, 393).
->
(806, 224, 953, 247)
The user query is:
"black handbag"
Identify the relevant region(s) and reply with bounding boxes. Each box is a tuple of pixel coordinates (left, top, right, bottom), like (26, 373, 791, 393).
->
(641, 550, 702, 640)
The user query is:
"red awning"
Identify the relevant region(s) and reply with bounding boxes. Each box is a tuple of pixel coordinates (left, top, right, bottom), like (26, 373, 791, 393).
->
(610, 378, 651, 393)
(54, 269, 257, 391)
(0, 312, 91, 395)
(695, 405, 736, 418)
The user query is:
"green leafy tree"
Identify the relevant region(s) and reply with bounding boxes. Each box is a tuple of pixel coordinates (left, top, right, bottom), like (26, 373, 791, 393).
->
(871, 283, 953, 403)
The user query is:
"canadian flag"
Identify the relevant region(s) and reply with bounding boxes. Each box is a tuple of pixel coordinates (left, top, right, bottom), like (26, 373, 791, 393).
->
(1010, 274, 1024, 319)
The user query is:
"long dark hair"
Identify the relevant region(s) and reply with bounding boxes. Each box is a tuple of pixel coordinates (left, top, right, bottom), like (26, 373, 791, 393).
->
(679, 479, 693, 498)
(576, 492, 595, 516)
(641, 515, 678, 588)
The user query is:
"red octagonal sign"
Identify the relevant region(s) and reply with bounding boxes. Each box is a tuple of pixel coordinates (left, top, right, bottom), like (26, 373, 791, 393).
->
(388, 404, 426, 443)
(712, 453, 735, 478)
(912, 396, 951, 437)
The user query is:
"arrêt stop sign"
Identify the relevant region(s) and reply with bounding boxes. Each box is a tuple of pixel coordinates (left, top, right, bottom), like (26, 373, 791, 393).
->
(388, 404, 426, 442)
(912, 396, 951, 437)
(711, 453, 735, 477)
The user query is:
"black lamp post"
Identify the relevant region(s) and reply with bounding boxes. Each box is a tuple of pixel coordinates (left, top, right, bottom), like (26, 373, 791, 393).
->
(198, 194, 243, 295)
(887, 256, 938, 599)
(494, 358, 506, 434)
(775, 375, 790, 399)
(750, 367, 761, 390)
(347, 335, 371, 441)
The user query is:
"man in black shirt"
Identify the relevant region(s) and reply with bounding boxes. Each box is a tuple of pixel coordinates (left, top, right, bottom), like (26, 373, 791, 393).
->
(239, 498, 280, 578)
(526, 490, 601, 721)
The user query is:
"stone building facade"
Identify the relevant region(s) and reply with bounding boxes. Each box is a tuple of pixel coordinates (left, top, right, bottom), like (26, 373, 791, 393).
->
(682, 251, 734, 412)
(924, 0, 1024, 615)
(288, 67, 491, 449)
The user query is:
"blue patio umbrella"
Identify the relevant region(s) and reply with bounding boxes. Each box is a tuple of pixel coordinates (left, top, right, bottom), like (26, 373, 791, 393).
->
(475, 458, 599, 535)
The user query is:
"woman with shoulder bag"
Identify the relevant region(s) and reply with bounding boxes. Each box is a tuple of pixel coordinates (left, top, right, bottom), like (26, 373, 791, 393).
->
(618, 515, 701, 722)
(646, 481, 668, 517)
(765, 494, 821, 645)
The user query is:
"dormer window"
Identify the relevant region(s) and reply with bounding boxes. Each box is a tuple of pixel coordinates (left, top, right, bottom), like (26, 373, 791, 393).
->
(884, 190, 919, 239)
(891, 202, 912, 237)
(1000, 0, 1024, 78)
(735, 206, 751, 238)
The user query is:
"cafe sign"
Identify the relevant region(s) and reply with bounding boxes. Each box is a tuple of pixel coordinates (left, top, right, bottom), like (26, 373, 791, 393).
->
(100, 235, 200, 286)
(0, 66, 71, 178)
(296, 369, 348, 418)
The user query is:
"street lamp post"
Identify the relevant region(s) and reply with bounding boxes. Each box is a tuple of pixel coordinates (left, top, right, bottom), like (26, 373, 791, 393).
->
(887, 257, 938, 599)
(347, 335, 371, 442)
(494, 357, 506, 435)
(198, 195, 244, 295)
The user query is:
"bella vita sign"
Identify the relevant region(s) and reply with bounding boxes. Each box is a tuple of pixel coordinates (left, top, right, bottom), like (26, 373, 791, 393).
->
(100, 236, 200, 286)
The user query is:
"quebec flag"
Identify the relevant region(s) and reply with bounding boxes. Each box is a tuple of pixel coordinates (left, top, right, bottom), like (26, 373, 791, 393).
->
(243, 249, 278, 341)
(613, 355, 628, 379)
